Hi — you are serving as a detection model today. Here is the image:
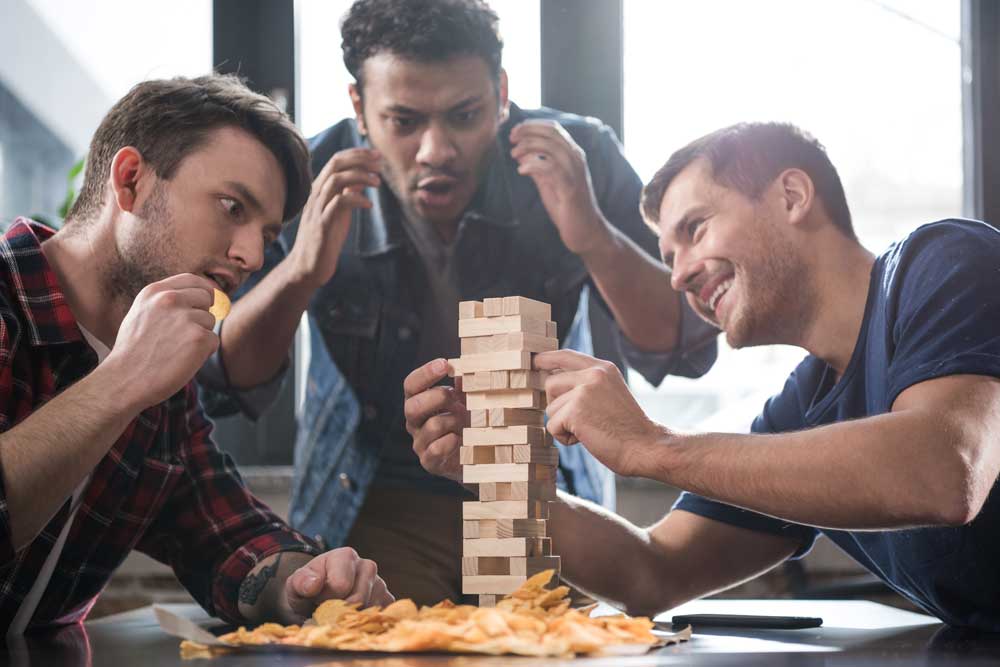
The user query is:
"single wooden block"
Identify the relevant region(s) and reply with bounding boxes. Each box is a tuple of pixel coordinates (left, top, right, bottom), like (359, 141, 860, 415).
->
(495, 518, 547, 538)
(546, 321, 557, 338)
(458, 315, 550, 338)
(463, 537, 549, 557)
(460, 446, 496, 465)
(463, 463, 556, 484)
(483, 297, 504, 317)
(463, 575, 528, 595)
(469, 409, 489, 428)
(463, 426, 547, 447)
(461, 332, 558, 356)
(510, 556, 561, 577)
(489, 407, 544, 427)
(490, 370, 509, 390)
(448, 350, 531, 375)
(513, 445, 559, 466)
(494, 445, 513, 464)
(463, 521, 480, 539)
(459, 301, 485, 319)
(502, 296, 552, 321)
(463, 372, 493, 392)
(478, 482, 497, 501)
(478, 594, 497, 607)
(465, 389, 545, 410)
(463, 500, 548, 520)
(494, 480, 557, 501)
(509, 369, 549, 390)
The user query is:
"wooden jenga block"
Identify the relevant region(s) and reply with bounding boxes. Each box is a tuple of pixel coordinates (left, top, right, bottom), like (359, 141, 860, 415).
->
(546, 321, 557, 338)
(478, 594, 497, 607)
(463, 537, 549, 557)
(463, 372, 493, 392)
(447, 350, 531, 375)
(478, 482, 498, 501)
(513, 445, 559, 466)
(459, 301, 485, 319)
(509, 369, 548, 390)
(463, 500, 548, 520)
(463, 521, 480, 539)
(467, 518, 547, 539)
(463, 575, 527, 595)
(494, 480, 557, 501)
(469, 409, 489, 428)
(463, 463, 556, 484)
(489, 370, 509, 390)
(494, 445, 513, 463)
(465, 389, 545, 410)
(464, 556, 560, 577)
(483, 297, 504, 317)
(502, 296, 552, 321)
(463, 426, 547, 447)
(458, 316, 550, 338)
(489, 407, 544, 427)
(459, 446, 496, 465)
(461, 332, 558, 356)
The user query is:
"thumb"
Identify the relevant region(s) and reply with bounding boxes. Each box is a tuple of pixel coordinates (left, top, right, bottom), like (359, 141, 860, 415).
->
(289, 560, 325, 600)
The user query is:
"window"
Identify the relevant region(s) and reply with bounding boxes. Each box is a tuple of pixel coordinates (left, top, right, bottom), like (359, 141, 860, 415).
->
(623, 0, 963, 431)
(297, 0, 540, 139)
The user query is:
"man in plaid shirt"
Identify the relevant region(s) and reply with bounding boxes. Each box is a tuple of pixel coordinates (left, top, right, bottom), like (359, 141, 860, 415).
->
(0, 75, 392, 636)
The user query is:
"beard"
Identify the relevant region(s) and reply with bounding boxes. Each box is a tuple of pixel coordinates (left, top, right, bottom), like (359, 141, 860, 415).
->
(724, 215, 817, 349)
(102, 181, 182, 305)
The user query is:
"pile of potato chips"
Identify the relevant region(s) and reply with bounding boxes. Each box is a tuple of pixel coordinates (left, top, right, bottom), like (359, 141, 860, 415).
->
(181, 570, 674, 658)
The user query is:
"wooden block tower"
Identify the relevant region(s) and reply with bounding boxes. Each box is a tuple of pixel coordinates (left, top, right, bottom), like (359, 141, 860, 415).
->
(450, 296, 561, 607)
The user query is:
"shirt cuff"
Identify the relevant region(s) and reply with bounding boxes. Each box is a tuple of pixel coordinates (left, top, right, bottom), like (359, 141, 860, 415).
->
(673, 491, 819, 560)
(621, 297, 719, 385)
(211, 529, 321, 625)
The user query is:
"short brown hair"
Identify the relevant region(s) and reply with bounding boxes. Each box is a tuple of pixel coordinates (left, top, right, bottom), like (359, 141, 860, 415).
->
(69, 74, 311, 223)
(641, 122, 855, 240)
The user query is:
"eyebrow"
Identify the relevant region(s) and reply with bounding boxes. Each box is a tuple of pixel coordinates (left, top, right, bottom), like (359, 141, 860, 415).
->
(385, 95, 484, 116)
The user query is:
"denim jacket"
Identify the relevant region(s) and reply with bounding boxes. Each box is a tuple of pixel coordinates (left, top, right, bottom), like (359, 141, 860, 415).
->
(199, 104, 718, 549)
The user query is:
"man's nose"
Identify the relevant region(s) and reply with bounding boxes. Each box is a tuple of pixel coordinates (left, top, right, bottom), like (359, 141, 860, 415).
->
(670, 250, 703, 293)
(229, 226, 264, 274)
(416, 122, 458, 167)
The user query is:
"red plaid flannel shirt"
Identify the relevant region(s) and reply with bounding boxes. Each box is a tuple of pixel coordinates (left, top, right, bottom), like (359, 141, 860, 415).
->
(0, 219, 320, 633)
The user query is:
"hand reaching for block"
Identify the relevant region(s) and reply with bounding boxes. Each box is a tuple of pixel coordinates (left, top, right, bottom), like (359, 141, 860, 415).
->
(404, 358, 467, 483)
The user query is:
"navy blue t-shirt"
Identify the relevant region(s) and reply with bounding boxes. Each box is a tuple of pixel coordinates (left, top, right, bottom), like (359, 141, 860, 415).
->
(675, 219, 1000, 630)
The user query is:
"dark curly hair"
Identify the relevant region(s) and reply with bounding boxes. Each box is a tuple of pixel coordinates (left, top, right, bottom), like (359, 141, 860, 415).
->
(641, 122, 855, 240)
(341, 0, 503, 92)
(70, 74, 311, 224)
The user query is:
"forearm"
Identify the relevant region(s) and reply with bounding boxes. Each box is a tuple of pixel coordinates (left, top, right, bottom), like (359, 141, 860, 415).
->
(220, 257, 316, 389)
(579, 224, 680, 353)
(236, 551, 312, 625)
(0, 363, 140, 550)
(640, 409, 981, 530)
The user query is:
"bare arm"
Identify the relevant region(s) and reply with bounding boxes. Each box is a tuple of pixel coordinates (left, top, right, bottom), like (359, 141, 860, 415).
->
(552, 495, 799, 616)
(221, 149, 380, 389)
(509, 120, 679, 353)
(537, 350, 1000, 530)
(0, 274, 219, 552)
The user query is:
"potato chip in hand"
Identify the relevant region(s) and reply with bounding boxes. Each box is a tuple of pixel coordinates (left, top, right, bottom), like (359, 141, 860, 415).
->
(210, 289, 231, 322)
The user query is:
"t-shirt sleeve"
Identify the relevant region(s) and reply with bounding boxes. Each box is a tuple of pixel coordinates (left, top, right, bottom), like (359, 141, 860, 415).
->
(672, 361, 822, 559)
(884, 220, 1000, 403)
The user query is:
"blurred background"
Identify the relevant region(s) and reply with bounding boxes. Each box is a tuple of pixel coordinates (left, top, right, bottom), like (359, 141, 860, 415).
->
(1, 0, 997, 616)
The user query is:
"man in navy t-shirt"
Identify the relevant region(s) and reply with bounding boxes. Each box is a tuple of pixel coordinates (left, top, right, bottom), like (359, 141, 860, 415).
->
(529, 122, 1000, 629)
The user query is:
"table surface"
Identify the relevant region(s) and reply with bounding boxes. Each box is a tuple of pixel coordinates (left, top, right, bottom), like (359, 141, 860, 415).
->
(6, 598, 1000, 666)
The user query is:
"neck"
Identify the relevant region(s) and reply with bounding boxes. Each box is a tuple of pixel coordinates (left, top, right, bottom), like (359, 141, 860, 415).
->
(41, 218, 129, 348)
(796, 230, 876, 377)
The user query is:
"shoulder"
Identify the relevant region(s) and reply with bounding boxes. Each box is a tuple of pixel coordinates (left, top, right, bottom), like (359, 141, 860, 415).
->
(883, 219, 1000, 280)
(307, 118, 364, 172)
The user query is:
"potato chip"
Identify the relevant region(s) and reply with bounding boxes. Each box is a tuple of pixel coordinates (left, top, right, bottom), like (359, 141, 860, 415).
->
(179, 569, 674, 659)
(209, 288, 231, 322)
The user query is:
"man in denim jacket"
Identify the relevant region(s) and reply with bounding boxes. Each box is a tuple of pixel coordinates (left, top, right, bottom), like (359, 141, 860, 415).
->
(200, 0, 717, 604)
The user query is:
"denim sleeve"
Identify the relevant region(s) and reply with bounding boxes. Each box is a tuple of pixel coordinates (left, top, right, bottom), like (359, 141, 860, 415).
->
(197, 230, 295, 420)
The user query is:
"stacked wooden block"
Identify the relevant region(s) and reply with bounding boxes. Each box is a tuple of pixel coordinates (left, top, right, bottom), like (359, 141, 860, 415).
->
(449, 296, 561, 607)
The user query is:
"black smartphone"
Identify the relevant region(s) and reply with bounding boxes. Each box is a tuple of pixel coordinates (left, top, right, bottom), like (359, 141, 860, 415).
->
(668, 613, 823, 630)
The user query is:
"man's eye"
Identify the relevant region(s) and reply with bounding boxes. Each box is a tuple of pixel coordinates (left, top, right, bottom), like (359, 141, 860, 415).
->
(688, 218, 705, 240)
(391, 116, 416, 129)
(453, 109, 479, 125)
(221, 197, 242, 217)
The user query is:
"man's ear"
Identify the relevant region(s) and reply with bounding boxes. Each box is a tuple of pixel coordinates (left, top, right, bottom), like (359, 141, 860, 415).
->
(776, 168, 815, 226)
(498, 69, 510, 124)
(109, 147, 147, 214)
(349, 83, 367, 136)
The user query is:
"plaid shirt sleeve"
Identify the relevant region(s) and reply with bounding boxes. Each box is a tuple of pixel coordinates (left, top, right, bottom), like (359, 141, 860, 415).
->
(135, 383, 320, 624)
(0, 304, 20, 568)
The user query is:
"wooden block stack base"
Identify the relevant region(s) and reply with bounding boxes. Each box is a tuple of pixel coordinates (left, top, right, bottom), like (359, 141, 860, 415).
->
(452, 297, 560, 606)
